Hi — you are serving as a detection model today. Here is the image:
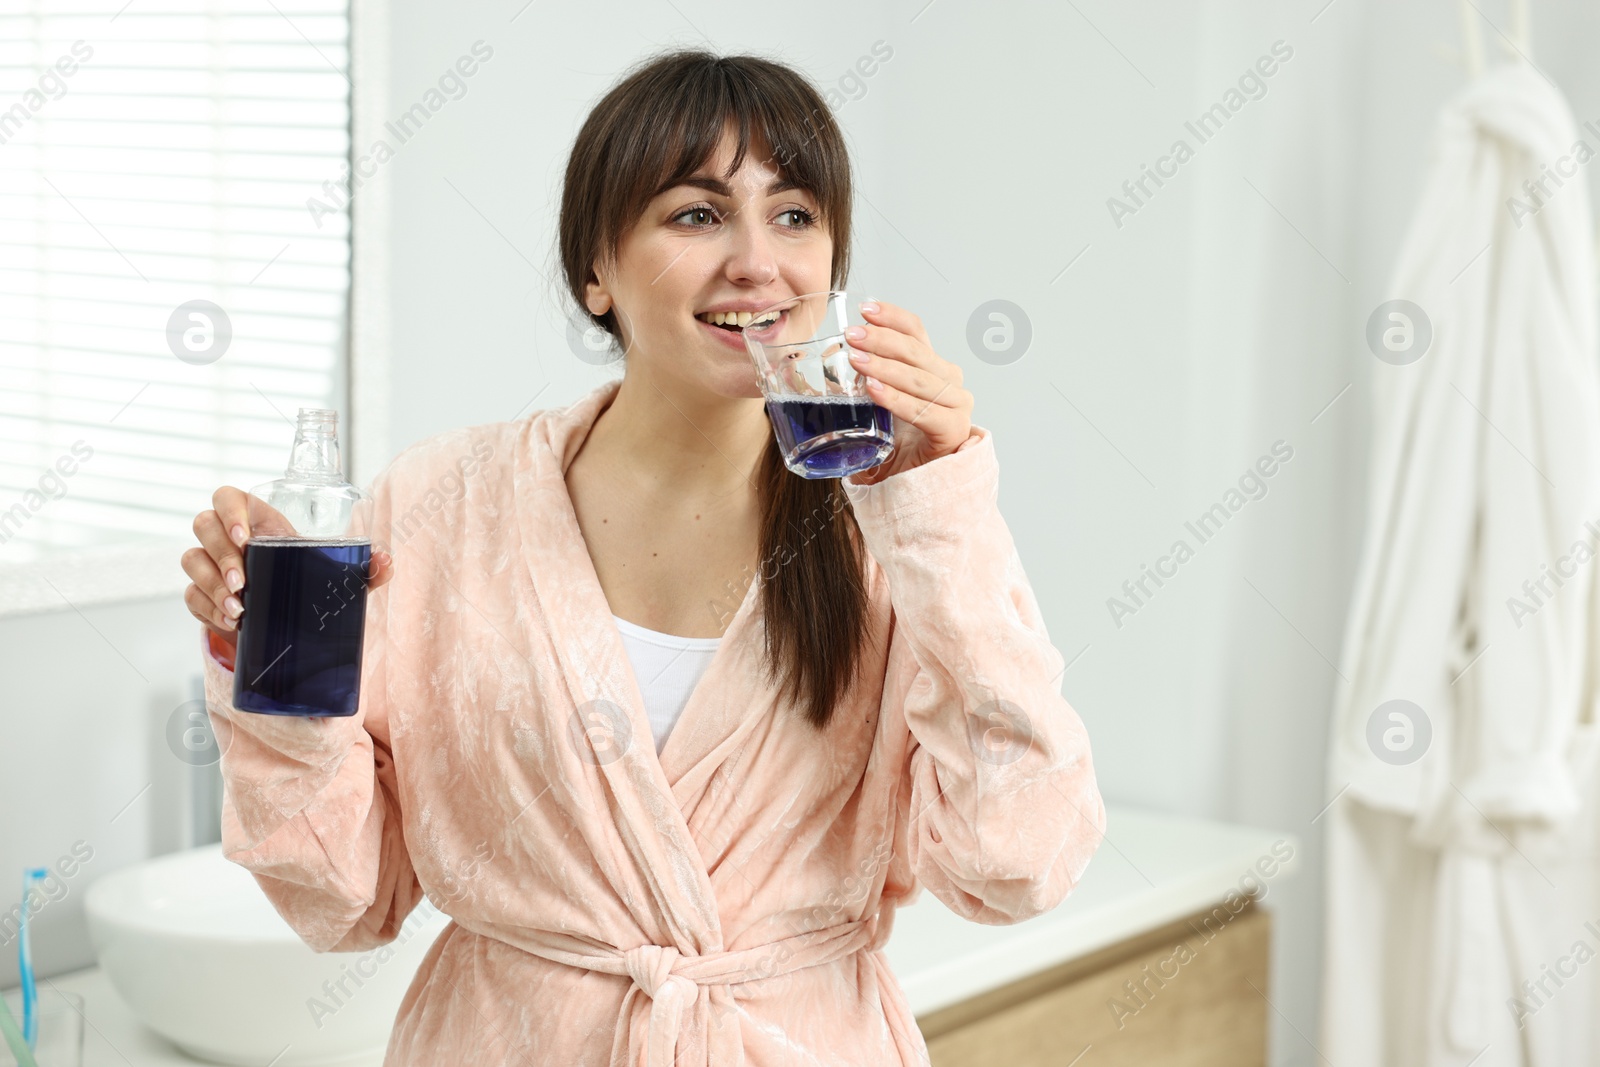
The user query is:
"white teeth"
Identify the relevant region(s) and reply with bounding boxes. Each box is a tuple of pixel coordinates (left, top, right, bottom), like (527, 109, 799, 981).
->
(700, 310, 755, 327)
(698, 310, 780, 329)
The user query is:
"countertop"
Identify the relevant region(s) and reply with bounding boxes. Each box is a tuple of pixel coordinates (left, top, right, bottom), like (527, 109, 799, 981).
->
(23, 804, 1299, 1066)
(882, 803, 1301, 1015)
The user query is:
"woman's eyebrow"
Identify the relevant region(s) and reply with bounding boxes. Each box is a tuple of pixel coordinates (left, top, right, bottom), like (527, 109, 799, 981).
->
(677, 175, 801, 197)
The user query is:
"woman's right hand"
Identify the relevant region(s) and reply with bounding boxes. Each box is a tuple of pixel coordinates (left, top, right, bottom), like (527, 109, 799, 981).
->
(183, 487, 394, 648)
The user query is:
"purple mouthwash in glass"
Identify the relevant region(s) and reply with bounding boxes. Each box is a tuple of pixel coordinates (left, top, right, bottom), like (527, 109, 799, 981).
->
(743, 291, 896, 479)
(234, 408, 373, 717)
(765, 393, 893, 479)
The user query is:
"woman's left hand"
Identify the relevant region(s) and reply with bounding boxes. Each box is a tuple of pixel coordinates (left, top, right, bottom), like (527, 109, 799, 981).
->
(844, 300, 975, 486)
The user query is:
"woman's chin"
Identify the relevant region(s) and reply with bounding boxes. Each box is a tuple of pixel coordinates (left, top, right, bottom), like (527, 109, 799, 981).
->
(630, 342, 765, 400)
(699, 360, 765, 400)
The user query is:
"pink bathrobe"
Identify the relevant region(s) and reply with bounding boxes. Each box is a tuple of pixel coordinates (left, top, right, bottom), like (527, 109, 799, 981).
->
(200, 377, 1105, 1066)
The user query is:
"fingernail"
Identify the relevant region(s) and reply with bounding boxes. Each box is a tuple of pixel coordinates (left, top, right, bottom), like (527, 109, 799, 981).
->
(222, 616, 236, 630)
(866, 376, 881, 390)
(231, 524, 247, 547)
(224, 595, 243, 618)
(849, 351, 869, 363)
(225, 569, 243, 593)
(860, 301, 880, 314)
(846, 325, 866, 340)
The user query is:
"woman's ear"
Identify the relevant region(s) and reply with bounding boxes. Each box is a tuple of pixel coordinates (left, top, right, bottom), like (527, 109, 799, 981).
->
(584, 272, 612, 317)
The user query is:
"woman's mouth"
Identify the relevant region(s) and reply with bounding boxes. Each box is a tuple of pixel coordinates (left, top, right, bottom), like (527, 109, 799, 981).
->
(694, 308, 784, 352)
(694, 309, 782, 333)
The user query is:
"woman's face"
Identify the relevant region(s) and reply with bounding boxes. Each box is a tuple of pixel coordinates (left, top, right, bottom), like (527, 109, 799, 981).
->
(585, 126, 833, 400)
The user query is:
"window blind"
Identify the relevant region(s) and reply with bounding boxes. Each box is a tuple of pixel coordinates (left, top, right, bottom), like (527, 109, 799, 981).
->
(0, 0, 351, 564)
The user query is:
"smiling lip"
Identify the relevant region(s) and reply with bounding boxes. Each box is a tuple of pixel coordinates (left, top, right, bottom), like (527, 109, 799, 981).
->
(698, 315, 754, 352)
(696, 308, 785, 346)
(696, 296, 791, 315)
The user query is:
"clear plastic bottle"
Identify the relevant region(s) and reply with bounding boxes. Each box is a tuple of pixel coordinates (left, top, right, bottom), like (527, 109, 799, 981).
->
(233, 408, 374, 717)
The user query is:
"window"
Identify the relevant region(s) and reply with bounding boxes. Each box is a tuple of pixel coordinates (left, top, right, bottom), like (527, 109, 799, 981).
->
(0, 1, 352, 602)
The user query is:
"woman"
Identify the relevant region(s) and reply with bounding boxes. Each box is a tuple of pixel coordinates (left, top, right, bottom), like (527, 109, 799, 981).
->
(181, 49, 1104, 1066)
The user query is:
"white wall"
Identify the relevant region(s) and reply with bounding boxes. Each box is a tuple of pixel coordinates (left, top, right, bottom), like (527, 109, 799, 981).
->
(380, 2, 1352, 1057)
(8, 1, 1600, 1061)
(373, 1, 1358, 1053)
(0, 598, 212, 985)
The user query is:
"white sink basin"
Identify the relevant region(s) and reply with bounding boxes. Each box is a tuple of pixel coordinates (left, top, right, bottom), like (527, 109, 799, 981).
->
(84, 844, 450, 1066)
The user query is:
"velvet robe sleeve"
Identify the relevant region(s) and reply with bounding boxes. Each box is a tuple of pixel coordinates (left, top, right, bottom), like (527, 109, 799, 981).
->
(843, 424, 1106, 925)
(198, 459, 426, 954)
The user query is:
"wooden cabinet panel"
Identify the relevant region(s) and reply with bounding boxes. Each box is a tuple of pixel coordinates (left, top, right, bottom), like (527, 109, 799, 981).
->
(917, 902, 1271, 1067)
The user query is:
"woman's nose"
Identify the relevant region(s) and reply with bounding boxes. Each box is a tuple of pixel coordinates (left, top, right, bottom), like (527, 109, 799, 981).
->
(723, 214, 779, 285)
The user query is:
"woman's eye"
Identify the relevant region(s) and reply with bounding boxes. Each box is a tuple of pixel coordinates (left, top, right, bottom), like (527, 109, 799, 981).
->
(675, 206, 717, 227)
(671, 205, 818, 229)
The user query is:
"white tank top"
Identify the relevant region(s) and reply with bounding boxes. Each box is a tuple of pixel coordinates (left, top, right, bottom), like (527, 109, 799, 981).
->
(611, 614, 721, 754)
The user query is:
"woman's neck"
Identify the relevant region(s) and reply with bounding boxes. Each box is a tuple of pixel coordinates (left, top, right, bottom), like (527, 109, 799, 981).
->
(584, 365, 771, 496)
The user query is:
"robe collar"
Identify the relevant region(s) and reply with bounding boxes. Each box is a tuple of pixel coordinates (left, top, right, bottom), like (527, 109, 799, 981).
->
(513, 376, 765, 798)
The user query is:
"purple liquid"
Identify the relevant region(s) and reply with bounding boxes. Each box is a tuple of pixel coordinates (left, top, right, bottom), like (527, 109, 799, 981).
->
(234, 537, 370, 717)
(766, 394, 893, 479)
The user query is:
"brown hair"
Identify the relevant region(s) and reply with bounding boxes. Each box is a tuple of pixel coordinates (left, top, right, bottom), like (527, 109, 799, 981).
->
(557, 50, 870, 730)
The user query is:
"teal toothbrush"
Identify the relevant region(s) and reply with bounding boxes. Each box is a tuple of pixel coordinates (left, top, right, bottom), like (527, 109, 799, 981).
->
(18, 869, 45, 1051)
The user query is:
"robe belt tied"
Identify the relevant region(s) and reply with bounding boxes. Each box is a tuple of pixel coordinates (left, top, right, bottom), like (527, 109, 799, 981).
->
(519, 917, 877, 1067)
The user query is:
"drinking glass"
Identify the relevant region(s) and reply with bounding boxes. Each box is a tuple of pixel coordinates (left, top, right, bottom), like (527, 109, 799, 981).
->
(1, 988, 84, 1067)
(742, 290, 895, 479)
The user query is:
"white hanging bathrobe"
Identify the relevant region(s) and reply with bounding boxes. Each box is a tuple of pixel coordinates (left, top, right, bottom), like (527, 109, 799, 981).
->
(1323, 62, 1600, 1066)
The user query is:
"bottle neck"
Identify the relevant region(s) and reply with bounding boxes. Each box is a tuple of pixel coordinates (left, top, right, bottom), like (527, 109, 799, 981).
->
(286, 411, 343, 481)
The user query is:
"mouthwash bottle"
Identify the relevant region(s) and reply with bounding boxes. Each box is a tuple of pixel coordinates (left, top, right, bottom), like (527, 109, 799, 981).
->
(233, 408, 373, 717)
